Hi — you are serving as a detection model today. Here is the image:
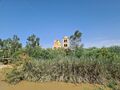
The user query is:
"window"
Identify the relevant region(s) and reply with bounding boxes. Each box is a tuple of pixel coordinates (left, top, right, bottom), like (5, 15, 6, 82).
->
(64, 44, 67, 47)
(64, 40, 67, 42)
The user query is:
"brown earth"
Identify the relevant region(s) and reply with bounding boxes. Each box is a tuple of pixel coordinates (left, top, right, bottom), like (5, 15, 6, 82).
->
(0, 81, 111, 90)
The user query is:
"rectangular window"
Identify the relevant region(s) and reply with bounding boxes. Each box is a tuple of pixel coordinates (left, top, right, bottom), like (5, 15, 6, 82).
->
(64, 44, 67, 47)
(64, 40, 67, 42)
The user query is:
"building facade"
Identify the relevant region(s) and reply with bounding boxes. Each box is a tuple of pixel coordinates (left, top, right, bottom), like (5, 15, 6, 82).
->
(53, 36, 70, 49)
(62, 36, 70, 49)
(53, 40, 62, 49)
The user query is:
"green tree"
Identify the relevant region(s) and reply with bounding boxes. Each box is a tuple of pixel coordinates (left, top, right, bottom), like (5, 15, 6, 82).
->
(1, 35, 22, 58)
(26, 34, 40, 57)
(0, 39, 3, 49)
(26, 34, 40, 48)
(11, 35, 22, 53)
(70, 30, 82, 49)
(0, 39, 3, 57)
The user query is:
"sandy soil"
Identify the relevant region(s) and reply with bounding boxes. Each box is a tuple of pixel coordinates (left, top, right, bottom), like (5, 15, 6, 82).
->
(0, 81, 111, 90)
(0, 65, 13, 69)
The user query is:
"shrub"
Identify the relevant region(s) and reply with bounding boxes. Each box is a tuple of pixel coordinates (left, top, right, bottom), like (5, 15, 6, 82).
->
(5, 57, 116, 84)
(4, 46, 120, 86)
(5, 65, 24, 84)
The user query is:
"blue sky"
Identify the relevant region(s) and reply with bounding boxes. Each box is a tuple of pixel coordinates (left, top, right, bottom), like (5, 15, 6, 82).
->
(0, 0, 120, 48)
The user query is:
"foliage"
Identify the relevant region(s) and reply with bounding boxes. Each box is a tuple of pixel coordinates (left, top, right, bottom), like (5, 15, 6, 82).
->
(108, 46, 120, 55)
(5, 54, 120, 85)
(0, 35, 22, 58)
(5, 65, 24, 84)
(70, 30, 82, 49)
(74, 46, 84, 58)
(26, 34, 40, 48)
(107, 80, 118, 90)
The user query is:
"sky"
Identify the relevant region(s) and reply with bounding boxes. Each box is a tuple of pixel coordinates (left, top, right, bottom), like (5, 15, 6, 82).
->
(0, 0, 120, 48)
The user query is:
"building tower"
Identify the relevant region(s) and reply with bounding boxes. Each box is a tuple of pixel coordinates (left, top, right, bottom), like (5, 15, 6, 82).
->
(62, 36, 70, 49)
(53, 40, 62, 49)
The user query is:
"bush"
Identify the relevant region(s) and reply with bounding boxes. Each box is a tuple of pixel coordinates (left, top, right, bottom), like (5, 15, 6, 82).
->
(6, 56, 120, 85)
(74, 47, 83, 58)
(5, 65, 24, 84)
(4, 46, 120, 86)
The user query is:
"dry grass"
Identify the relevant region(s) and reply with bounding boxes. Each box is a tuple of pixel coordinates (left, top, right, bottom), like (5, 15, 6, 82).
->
(0, 65, 13, 81)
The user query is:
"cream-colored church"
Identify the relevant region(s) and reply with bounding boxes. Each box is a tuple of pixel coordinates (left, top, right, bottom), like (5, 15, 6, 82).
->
(53, 36, 70, 49)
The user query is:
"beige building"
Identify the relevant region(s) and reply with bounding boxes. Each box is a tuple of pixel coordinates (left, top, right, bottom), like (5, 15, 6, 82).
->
(53, 36, 70, 49)
(62, 36, 70, 49)
(53, 40, 62, 49)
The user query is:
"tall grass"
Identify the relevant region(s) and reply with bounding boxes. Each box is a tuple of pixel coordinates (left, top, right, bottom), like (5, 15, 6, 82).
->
(5, 56, 120, 85)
